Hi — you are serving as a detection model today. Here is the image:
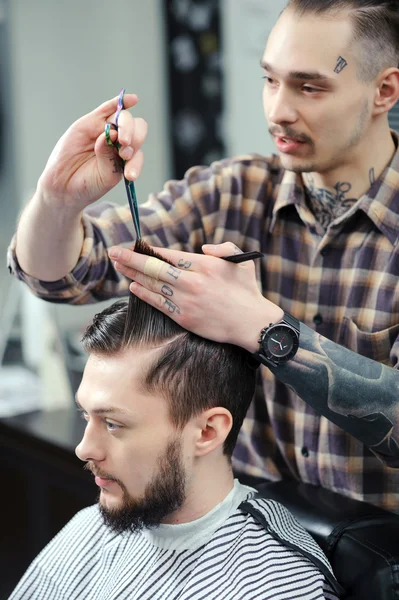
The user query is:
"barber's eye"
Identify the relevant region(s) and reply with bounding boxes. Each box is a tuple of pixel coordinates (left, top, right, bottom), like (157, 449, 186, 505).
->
(302, 85, 319, 93)
(262, 76, 274, 85)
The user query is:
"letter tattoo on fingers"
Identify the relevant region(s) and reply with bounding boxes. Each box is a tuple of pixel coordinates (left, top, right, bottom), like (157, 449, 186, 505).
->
(161, 284, 174, 297)
(167, 265, 181, 280)
(164, 299, 181, 315)
(177, 259, 192, 269)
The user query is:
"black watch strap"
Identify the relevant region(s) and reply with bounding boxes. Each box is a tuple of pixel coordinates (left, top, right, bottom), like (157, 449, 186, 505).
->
(252, 312, 300, 368)
(280, 311, 300, 333)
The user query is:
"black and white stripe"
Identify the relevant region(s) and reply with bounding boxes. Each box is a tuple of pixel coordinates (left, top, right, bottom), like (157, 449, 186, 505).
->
(9, 497, 341, 599)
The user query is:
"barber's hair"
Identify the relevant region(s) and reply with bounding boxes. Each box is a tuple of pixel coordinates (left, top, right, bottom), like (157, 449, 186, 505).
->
(286, 0, 399, 81)
(81, 240, 257, 457)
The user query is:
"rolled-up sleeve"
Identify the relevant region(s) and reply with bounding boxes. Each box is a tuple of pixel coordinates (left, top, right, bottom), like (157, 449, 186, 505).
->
(7, 154, 271, 304)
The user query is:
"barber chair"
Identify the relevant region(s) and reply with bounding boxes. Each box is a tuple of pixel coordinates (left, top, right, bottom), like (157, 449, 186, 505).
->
(250, 478, 399, 600)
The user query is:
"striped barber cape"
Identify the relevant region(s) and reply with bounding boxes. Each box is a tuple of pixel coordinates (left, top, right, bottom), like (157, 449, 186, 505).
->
(9, 494, 342, 599)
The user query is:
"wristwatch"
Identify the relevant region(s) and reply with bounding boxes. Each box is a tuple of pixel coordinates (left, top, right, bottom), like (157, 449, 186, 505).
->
(253, 312, 300, 368)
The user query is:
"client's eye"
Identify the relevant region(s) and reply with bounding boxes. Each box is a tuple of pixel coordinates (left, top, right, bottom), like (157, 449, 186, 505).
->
(106, 421, 122, 432)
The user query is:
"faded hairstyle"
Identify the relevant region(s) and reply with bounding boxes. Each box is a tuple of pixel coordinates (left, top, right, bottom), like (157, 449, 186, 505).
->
(81, 240, 257, 457)
(286, 0, 399, 81)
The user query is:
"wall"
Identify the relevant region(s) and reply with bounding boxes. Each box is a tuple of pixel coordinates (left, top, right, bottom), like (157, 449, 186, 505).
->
(3, 0, 172, 360)
(222, 0, 287, 157)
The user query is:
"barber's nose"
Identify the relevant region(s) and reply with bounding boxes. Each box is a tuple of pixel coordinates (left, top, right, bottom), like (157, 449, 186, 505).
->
(267, 87, 298, 125)
(75, 423, 105, 463)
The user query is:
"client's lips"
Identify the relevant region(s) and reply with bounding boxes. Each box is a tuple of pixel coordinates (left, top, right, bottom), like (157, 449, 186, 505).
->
(95, 476, 116, 488)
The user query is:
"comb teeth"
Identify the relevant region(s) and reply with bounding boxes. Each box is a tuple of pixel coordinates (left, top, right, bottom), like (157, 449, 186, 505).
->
(134, 238, 175, 266)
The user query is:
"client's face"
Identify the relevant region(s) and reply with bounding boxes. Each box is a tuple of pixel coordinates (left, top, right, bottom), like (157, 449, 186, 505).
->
(75, 347, 190, 534)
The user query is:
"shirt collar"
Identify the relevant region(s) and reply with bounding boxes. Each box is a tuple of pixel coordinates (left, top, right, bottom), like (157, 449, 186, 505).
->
(270, 131, 399, 246)
(270, 169, 310, 232)
(356, 131, 399, 247)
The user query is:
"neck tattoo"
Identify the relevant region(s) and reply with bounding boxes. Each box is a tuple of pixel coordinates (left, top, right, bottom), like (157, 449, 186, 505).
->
(304, 174, 357, 231)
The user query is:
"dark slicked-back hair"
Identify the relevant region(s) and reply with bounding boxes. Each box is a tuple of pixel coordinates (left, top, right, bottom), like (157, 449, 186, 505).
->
(286, 0, 399, 81)
(81, 240, 257, 457)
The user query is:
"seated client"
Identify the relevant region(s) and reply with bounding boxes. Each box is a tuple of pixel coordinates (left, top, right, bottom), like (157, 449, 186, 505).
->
(10, 247, 342, 599)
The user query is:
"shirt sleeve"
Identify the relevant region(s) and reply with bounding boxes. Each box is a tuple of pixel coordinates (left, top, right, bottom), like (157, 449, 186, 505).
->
(7, 154, 268, 305)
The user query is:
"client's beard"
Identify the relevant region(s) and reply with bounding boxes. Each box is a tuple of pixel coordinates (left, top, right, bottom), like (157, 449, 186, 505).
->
(97, 437, 187, 534)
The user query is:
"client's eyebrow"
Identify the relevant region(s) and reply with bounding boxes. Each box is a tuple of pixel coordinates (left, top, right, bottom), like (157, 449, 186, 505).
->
(75, 395, 132, 417)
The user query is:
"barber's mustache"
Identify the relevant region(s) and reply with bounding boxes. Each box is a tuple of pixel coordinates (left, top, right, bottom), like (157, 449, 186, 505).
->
(269, 126, 313, 145)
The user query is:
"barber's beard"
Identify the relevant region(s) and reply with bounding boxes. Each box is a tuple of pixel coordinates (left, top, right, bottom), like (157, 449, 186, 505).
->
(96, 437, 187, 534)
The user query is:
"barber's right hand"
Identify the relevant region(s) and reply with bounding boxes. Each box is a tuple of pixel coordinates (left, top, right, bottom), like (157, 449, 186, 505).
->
(36, 93, 147, 211)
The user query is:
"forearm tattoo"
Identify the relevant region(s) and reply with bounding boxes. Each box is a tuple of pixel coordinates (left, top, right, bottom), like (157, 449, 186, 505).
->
(269, 323, 399, 465)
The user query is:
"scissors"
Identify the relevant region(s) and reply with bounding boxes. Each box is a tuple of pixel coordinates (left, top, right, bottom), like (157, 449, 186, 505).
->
(105, 88, 142, 239)
(105, 89, 263, 264)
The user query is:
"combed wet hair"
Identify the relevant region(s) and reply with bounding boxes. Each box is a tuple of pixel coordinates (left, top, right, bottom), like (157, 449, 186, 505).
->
(286, 0, 399, 81)
(82, 240, 257, 457)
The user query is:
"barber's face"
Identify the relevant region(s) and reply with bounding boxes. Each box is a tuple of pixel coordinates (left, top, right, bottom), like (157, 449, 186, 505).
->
(262, 9, 374, 174)
(75, 348, 192, 533)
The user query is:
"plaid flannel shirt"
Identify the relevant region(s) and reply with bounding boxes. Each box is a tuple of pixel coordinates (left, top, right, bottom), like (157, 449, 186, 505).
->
(8, 136, 399, 512)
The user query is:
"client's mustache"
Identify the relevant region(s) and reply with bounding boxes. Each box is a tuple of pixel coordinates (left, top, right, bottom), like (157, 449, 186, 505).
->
(84, 462, 116, 481)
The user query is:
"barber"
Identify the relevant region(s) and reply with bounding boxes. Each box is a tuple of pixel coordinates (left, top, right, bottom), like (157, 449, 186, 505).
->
(8, 0, 399, 512)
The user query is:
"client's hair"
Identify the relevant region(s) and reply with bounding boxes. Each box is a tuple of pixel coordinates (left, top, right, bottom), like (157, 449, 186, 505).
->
(81, 241, 257, 457)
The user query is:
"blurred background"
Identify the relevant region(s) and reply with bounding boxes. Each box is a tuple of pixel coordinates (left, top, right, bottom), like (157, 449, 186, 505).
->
(0, 1, 398, 595)
(0, 0, 287, 412)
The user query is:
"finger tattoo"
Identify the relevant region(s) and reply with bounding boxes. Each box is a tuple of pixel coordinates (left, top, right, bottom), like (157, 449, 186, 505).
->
(161, 284, 174, 297)
(167, 265, 181, 280)
(164, 299, 181, 314)
(177, 259, 192, 269)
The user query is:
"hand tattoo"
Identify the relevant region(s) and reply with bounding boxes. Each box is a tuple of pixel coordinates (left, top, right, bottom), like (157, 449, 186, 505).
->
(334, 56, 348, 74)
(161, 284, 174, 297)
(178, 259, 192, 269)
(110, 156, 124, 174)
(167, 265, 181, 280)
(164, 299, 181, 314)
(304, 175, 357, 231)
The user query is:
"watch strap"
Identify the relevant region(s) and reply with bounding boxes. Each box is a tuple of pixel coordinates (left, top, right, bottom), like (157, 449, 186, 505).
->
(280, 311, 300, 332)
(252, 311, 300, 368)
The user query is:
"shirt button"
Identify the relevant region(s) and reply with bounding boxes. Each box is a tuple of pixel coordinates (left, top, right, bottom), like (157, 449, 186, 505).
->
(301, 446, 309, 458)
(313, 313, 323, 326)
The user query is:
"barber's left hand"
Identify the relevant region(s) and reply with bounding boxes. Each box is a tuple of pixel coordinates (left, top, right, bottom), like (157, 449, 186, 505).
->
(108, 242, 283, 353)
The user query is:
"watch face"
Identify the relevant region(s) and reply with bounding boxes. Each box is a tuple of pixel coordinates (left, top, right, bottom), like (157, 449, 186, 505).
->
(264, 325, 298, 361)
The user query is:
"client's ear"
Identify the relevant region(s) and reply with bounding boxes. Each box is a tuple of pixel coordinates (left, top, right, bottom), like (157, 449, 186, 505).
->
(193, 407, 233, 457)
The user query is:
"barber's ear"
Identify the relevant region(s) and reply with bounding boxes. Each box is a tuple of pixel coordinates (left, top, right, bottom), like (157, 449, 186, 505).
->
(373, 68, 399, 115)
(194, 407, 233, 457)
